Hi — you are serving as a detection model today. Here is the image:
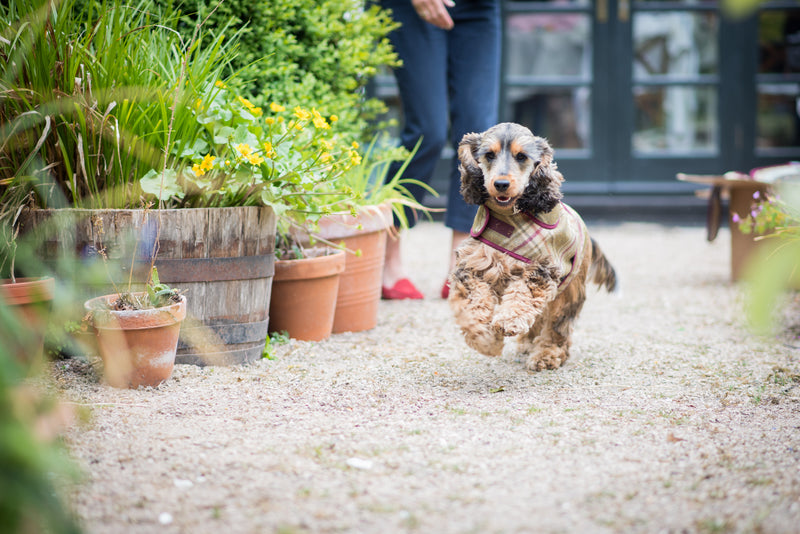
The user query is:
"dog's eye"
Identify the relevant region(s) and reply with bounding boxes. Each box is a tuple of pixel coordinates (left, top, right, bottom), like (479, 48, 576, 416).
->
(484, 152, 496, 161)
(515, 153, 527, 163)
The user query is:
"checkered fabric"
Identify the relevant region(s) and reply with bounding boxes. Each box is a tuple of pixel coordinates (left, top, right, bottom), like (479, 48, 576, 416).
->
(470, 202, 587, 291)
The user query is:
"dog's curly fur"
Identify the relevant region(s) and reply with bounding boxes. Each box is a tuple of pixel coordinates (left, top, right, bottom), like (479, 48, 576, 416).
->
(448, 122, 616, 371)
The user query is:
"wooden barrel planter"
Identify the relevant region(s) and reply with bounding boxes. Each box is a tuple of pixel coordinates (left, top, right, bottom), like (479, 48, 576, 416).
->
(18, 207, 276, 366)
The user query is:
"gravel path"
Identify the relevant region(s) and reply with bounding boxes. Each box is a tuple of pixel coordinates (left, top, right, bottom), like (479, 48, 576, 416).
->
(52, 221, 800, 534)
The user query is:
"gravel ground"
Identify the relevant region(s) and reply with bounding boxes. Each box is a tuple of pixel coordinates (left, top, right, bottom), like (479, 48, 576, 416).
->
(51, 221, 800, 534)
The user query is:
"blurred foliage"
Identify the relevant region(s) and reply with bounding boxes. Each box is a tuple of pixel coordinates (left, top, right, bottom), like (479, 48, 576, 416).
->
(1, 226, 85, 534)
(741, 180, 800, 334)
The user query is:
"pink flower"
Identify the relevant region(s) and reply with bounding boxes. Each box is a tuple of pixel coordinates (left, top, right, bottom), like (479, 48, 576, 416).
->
(731, 213, 741, 223)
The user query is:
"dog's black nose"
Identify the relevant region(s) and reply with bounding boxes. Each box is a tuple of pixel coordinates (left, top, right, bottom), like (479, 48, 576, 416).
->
(494, 179, 510, 192)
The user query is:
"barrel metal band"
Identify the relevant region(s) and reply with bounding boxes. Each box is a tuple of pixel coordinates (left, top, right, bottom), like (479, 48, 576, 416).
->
(152, 254, 274, 283)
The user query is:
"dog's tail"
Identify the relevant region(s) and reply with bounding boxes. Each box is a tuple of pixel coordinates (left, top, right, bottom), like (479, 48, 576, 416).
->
(589, 238, 617, 292)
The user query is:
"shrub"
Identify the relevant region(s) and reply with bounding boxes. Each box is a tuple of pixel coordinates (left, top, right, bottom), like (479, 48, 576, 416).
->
(165, 0, 401, 145)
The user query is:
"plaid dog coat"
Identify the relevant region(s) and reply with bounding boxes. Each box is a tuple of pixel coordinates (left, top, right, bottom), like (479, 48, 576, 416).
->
(469, 202, 588, 291)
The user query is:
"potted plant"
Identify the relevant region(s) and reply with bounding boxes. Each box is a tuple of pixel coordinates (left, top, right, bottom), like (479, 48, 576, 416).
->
(268, 242, 346, 342)
(159, 86, 363, 341)
(0, 0, 407, 358)
(83, 267, 186, 388)
(297, 136, 434, 333)
(0, 0, 247, 363)
(0, 219, 55, 371)
(0, 1, 278, 365)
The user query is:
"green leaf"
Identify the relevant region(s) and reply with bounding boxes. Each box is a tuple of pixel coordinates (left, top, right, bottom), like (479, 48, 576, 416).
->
(745, 240, 800, 334)
(140, 169, 183, 200)
(177, 138, 209, 158)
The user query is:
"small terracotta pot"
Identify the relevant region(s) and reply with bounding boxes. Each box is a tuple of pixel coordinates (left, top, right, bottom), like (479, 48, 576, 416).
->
(313, 203, 392, 333)
(269, 249, 346, 341)
(0, 277, 55, 370)
(85, 293, 186, 388)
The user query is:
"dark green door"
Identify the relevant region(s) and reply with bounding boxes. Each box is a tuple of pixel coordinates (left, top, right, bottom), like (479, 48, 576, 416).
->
(502, 0, 800, 195)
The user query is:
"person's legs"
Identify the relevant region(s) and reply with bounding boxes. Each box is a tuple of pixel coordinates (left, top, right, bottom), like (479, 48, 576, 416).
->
(379, 0, 449, 297)
(382, 0, 449, 228)
(442, 0, 502, 294)
(446, 0, 501, 236)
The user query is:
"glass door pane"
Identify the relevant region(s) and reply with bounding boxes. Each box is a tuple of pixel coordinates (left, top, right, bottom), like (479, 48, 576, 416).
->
(504, 9, 592, 150)
(756, 8, 800, 154)
(631, 10, 719, 156)
(502, 1, 599, 190)
(621, 1, 724, 191)
(632, 86, 717, 154)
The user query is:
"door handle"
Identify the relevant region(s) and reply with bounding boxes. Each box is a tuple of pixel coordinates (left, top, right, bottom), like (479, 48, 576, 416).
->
(619, 0, 630, 22)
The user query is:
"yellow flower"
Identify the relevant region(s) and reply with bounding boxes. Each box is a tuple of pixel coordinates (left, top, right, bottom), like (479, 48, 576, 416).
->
(293, 106, 311, 120)
(265, 117, 275, 125)
(215, 80, 228, 89)
(263, 142, 276, 158)
(237, 96, 262, 117)
(319, 139, 333, 151)
(349, 150, 362, 166)
(320, 152, 333, 163)
(311, 109, 329, 130)
(270, 102, 286, 113)
(330, 114, 338, 122)
(192, 154, 216, 177)
(200, 154, 216, 172)
(351, 141, 359, 150)
(237, 143, 253, 157)
(247, 153, 265, 165)
(194, 99, 203, 110)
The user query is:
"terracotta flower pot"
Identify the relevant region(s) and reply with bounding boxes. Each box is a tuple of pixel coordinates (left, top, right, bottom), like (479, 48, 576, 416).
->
(0, 277, 55, 370)
(269, 249, 346, 341)
(85, 293, 187, 389)
(312, 203, 392, 333)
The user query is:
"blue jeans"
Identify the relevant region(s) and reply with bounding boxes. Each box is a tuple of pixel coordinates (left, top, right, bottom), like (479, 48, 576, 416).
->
(379, 0, 501, 233)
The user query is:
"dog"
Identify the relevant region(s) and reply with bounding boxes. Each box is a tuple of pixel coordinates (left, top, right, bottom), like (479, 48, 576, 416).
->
(448, 122, 617, 371)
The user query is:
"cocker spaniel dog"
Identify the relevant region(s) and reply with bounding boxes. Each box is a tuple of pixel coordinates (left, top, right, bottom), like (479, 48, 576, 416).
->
(448, 122, 617, 371)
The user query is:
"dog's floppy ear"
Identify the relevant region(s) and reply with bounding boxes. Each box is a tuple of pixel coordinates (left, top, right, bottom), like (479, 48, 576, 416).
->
(458, 132, 488, 205)
(516, 137, 563, 214)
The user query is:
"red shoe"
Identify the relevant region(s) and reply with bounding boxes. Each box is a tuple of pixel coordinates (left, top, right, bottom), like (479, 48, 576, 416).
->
(440, 279, 450, 299)
(381, 278, 424, 300)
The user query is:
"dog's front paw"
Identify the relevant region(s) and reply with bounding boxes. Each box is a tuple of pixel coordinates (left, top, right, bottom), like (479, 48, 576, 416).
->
(525, 347, 568, 371)
(491, 312, 532, 337)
